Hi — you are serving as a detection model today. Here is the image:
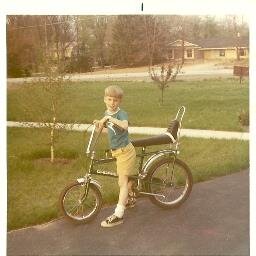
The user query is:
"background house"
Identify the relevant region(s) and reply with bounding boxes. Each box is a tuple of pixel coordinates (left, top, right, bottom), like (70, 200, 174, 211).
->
(168, 40, 203, 63)
(168, 36, 249, 63)
(196, 36, 249, 61)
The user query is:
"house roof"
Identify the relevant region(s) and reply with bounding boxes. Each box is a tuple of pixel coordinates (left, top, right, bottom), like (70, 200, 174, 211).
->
(169, 39, 200, 48)
(169, 36, 249, 49)
(194, 36, 249, 49)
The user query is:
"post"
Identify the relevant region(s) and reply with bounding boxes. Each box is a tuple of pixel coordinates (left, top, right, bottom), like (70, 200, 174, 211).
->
(181, 29, 185, 65)
(44, 18, 48, 60)
(236, 32, 240, 61)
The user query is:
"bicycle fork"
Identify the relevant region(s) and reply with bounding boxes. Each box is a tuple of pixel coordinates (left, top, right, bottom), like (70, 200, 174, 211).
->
(77, 175, 102, 203)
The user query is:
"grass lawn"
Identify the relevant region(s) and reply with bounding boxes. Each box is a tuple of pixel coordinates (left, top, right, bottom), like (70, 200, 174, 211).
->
(7, 78, 248, 131)
(7, 127, 249, 231)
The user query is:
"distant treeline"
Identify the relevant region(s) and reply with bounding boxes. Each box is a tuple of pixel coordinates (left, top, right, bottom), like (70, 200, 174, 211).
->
(7, 15, 249, 77)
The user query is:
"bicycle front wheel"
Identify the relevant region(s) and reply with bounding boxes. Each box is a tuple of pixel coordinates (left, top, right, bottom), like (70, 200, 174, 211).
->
(147, 157, 193, 209)
(60, 181, 102, 223)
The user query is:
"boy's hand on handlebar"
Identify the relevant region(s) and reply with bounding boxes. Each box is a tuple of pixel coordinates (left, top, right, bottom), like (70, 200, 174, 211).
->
(93, 119, 102, 129)
(94, 116, 127, 130)
(93, 117, 109, 129)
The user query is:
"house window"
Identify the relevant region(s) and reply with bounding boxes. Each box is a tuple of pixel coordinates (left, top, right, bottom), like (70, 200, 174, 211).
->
(239, 48, 246, 56)
(219, 50, 225, 57)
(186, 49, 193, 58)
(169, 49, 174, 59)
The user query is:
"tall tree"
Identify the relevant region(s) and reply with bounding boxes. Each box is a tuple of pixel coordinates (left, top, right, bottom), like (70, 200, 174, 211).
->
(111, 15, 143, 67)
(47, 15, 76, 64)
(111, 15, 170, 67)
(201, 16, 219, 38)
(7, 15, 43, 77)
(93, 16, 108, 66)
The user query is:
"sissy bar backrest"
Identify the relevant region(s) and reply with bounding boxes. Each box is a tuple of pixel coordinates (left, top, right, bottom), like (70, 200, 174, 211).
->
(175, 106, 186, 123)
(166, 106, 186, 150)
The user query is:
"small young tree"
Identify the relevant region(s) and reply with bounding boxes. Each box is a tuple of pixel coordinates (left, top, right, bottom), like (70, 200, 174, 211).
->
(150, 62, 183, 105)
(142, 15, 183, 104)
(20, 16, 76, 163)
(21, 64, 74, 163)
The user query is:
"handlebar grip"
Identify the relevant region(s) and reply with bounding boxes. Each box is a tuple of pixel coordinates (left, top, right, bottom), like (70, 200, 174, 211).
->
(106, 121, 124, 131)
(106, 121, 117, 135)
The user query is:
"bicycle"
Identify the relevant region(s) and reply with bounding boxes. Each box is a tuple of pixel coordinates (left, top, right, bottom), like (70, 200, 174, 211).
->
(59, 106, 193, 223)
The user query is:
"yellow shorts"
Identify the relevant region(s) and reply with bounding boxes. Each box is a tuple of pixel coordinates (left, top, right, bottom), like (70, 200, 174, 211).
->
(111, 143, 137, 176)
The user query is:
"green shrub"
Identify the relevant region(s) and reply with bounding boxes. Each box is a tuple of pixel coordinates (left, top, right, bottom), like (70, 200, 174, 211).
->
(238, 110, 249, 126)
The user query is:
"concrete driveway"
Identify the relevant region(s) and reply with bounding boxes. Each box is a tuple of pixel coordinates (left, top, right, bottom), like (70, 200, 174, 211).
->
(7, 170, 249, 256)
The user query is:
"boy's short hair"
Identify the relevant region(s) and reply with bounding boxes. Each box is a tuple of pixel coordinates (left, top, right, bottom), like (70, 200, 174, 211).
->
(104, 85, 124, 99)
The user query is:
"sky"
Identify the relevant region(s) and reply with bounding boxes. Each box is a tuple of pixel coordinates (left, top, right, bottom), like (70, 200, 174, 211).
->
(1, 0, 256, 254)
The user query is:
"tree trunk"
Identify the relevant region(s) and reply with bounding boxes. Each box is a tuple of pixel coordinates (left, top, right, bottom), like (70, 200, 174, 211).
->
(181, 37, 185, 65)
(50, 126, 54, 163)
(161, 88, 164, 105)
(50, 115, 56, 163)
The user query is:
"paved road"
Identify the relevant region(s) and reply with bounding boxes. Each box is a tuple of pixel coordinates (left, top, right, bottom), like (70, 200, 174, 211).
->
(7, 62, 234, 83)
(7, 170, 249, 256)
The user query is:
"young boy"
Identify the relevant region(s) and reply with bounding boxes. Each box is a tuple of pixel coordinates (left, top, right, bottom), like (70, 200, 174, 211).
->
(94, 85, 136, 228)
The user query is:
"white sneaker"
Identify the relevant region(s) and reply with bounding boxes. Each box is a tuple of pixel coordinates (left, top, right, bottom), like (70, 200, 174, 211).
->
(101, 214, 123, 227)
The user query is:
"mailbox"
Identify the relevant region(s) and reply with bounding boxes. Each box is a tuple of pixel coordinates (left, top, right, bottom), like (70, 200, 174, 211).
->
(233, 66, 249, 83)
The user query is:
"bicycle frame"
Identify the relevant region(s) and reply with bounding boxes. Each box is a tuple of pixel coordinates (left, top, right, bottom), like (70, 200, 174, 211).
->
(82, 141, 179, 198)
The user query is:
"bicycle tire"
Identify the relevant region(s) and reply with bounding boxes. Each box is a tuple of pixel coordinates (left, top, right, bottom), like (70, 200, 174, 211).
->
(59, 181, 102, 223)
(146, 157, 193, 209)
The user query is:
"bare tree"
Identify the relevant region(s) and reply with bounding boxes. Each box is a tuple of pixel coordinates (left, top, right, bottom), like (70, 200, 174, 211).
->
(143, 15, 183, 104)
(150, 62, 183, 105)
(143, 15, 157, 70)
(232, 16, 241, 61)
(19, 16, 76, 163)
(21, 76, 72, 163)
(7, 15, 44, 77)
(41, 16, 76, 163)
(93, 16, 108, 66)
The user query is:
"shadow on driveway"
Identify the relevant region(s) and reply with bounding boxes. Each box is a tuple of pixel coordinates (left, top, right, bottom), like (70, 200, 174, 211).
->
(7, 170, 249, 256)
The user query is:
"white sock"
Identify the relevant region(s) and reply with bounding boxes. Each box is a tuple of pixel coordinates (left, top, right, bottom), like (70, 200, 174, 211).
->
(114, 204, 125, 218)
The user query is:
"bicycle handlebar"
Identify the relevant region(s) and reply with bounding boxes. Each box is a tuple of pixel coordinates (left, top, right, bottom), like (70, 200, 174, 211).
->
(87, 106, 186, 154)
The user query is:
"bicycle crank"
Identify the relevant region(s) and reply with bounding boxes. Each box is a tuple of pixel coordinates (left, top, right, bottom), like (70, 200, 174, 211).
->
(139, 192, 166, 198)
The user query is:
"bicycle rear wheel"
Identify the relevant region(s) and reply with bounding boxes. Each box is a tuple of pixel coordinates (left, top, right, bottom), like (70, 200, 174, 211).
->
(60, 181, 102, 223)
(147, 157, 193, 209)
